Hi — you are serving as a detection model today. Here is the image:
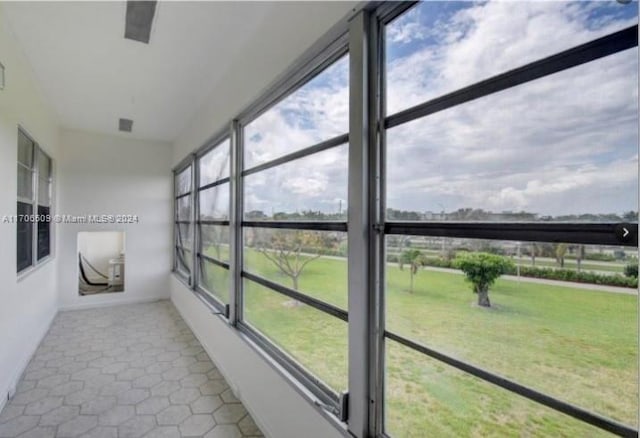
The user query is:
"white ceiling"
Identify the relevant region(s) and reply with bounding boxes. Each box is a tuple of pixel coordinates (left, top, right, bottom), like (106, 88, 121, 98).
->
(2, 1, 358, 142)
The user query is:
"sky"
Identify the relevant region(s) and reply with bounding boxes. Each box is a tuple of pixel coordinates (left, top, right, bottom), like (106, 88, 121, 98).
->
(201, 1, 639, 219)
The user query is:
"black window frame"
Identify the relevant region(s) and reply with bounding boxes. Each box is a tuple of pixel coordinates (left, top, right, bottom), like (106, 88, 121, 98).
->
(17, 127, 54, 275)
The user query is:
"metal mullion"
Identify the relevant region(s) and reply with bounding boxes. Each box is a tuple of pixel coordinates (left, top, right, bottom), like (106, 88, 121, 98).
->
(370, 9, 386, 437)
(198, 177, 230, 193)
(175, 220, 192, 225)
(375, 0, 417, 26)
(190, 156, 198, 288)
(175, 191, 190, 200)
(241, 221, 347, 232)
(229, 119, 243, 325)
(385, 26, 638, 130)
(242, 271, 348, 322)
(384, 222, 638, 247)
(348, 9, 373, 436)
(31, 146, 39, 267)
(384, 331, 637, 438)
(199, 254, 230, 270)
(242, 133, 348, 177)
(198, 220, 230, 226)
(17, 162, 31, 171)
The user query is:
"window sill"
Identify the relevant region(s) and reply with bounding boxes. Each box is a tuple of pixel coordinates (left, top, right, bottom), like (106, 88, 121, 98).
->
(17, 255, 54, 282)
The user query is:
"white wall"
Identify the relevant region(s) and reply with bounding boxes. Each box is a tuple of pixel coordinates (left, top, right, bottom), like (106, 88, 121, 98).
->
(0, 3, 60, 408)
(171, 278, 345, 438)
(57, 128, 172, 310)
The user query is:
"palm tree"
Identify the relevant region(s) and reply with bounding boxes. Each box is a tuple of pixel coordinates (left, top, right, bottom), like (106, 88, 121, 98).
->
(401, 249, 425, 294)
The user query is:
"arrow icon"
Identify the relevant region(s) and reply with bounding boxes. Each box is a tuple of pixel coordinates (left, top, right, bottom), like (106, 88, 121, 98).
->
(623, 228, 629, 238)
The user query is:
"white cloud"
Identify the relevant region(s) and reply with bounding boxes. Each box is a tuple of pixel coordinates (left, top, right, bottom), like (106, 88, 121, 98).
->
(384, 1, 638, 216)
(241, 1, 638, 218)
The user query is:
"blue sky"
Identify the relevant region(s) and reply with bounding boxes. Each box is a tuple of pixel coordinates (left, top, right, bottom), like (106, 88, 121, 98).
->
(220, 1, 639, 219)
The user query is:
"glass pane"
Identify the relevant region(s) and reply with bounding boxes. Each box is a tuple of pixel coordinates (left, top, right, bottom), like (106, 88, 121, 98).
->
(17, 202, 33, 272)
(244, 279, 348, 392)
(386, 235, 638, 426)
(200, 259, 230, 304)
(175, 166, 192, 196)
(244, 55, 349, 169)
(176, 247, 192, 276)
(176, 196, 191, 221)
(244, 228, 347, 310)
(244, 145, 348, 220)
(199, 139, 230, 186)
(18, 131, 33, 167)
(386, 50, 638, 222)
(385, 0, 639, 115)
(201, 225, 230, 263)
(199, 183, 230, 220)
(38, 178, 50, 206)
(176, 223, 192, 249)
(17, 165, 33, 200)
(37, 206, 51, 260)
(385, 339, 614, 437)
(38, 151, 51, 178)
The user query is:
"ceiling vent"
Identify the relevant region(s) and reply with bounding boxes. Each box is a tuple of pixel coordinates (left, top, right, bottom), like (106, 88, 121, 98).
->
(119, 118, 133, 133)
(124, 1, 157, 44)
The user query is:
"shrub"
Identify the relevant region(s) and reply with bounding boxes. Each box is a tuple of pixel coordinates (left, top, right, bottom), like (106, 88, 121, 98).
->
(624, 263, 638, 279)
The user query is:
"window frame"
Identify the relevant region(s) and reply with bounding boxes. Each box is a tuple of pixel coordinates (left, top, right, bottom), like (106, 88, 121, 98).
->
(375, 3, 639, 438)
(171, 2, 639, 436)
(235, 38, 351, 414)
(17, 127, 54, 276)
(195, 134, 232, 315)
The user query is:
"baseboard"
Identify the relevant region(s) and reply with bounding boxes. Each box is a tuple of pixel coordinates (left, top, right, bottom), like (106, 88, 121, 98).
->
(171, 292, 273, 438)
(58, 295, 167, 311)
(1, 305, 58, 416)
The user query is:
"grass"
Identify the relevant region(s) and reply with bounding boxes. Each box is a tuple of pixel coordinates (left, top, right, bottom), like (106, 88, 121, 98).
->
(203, 245, 638, 436)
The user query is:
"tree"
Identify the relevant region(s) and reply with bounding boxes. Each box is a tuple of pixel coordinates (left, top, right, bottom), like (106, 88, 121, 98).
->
(256, 230, 338, 291)
(453, 253, 514, 307)
(624, 263, 638, 279)
(575, 244, 585, 273)
(554, 243, 568, 268)
(400, 249, 425, 294)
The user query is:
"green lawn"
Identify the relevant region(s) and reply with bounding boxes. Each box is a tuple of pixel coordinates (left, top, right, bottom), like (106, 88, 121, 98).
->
(203, 246, 638, 437)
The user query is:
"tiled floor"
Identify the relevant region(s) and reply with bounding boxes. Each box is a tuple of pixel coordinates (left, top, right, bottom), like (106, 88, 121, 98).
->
(0, 301, 264, 438)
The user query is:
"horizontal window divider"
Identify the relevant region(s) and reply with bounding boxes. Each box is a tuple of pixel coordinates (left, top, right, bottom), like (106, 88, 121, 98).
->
(198, 219, 230, 226)
(193, 286, 228, 316)
(175, 220, 192, 225)
(175, 245, 192, 252)
(385, 25, 638, 130)
(384, 330, 637, 438)
(198, 177, 231, 192)
(17, 162, 33, 171)
(242, 270, 348, 322)
(384, 222, 637, 247)
(237, 319, 341, 407)
(17, 197, 34, 204)
(242, 133, 348, 177)
(198, 253, 230, 269)
(242, 221, 348, 232)
(175, 192, 191, 200)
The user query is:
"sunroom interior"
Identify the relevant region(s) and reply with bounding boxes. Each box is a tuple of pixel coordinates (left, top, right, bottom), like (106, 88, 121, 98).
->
(0, 1, 638, 438)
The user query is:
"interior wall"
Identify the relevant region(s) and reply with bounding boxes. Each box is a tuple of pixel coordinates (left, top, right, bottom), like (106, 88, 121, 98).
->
(57, 128, 172, 310)
(0, 3, 60, 409)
